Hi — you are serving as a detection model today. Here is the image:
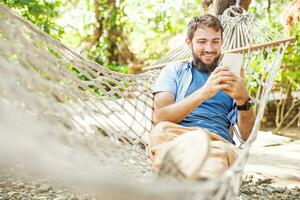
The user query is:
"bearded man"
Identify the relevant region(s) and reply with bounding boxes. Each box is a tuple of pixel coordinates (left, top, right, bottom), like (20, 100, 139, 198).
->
(149, 14, 255, 179)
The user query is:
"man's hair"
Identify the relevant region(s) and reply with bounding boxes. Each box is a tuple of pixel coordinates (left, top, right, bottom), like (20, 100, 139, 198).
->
(187, 14, 224, 40)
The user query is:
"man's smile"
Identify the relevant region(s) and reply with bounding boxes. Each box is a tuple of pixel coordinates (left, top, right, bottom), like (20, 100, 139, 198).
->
(200, 52, 217, 63)
(202, 52, 216, 57)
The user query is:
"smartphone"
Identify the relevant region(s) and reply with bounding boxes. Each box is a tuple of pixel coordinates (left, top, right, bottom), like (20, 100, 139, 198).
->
(221, 53, 244, 77)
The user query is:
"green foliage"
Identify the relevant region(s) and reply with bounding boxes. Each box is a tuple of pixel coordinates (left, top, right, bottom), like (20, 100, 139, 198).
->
(64, 0, 134, 73)
(126, 0, 201, 64)
(0, 0, 64, 39)
(87, 0, 132, 65)
(249, 0, 299, 93)
(280, 24, 300, 91)
(60, 0, 202, 72)
(107, 63, 128, 74)
(1, 0, 203, 72)
(2, 0, 298, 81)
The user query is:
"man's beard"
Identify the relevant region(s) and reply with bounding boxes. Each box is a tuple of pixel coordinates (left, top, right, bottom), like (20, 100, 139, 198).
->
(191, 49, 220, 73)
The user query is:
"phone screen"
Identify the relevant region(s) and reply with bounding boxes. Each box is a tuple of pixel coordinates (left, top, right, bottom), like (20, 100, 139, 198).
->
(221, 53, 244, 77)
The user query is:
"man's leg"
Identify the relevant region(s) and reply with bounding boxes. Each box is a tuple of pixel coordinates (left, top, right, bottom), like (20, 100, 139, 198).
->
(149, 121, 204, 170)
(198, 139, 239, 179)
(149, 121, 239, 179)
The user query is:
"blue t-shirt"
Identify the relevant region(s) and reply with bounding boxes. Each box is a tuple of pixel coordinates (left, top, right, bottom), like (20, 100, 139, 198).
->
(178, 67, 235, 143)
(152, 62, 237, 144)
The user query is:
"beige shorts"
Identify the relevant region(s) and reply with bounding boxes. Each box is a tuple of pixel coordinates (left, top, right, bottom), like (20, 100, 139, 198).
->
(149, 121, 239, 179)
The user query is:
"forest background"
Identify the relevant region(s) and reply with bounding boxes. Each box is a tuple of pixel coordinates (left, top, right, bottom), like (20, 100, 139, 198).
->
(1, 0, 299, 133)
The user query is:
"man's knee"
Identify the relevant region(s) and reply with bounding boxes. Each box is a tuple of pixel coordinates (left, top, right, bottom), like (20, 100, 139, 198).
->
(150, 121, 173, 145)
(152, 121, 174, 132)
(210, 140, 238, 165)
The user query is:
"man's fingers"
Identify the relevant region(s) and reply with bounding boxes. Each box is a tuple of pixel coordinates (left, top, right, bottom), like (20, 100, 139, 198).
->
(220, 80, 235, 85)
(214, 76, 235, 84)
(212, 66, 229, 75)
(215, 70, 235, 77)
(216, 83, 231, 91)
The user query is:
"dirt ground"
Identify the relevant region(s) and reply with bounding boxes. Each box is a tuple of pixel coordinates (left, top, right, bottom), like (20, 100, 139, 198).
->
(265, 127, 300, 140)
(244, 127, 300, 188)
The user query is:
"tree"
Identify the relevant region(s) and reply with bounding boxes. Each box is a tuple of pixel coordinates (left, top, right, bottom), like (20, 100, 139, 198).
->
(0, 0, 64, 39)
(86, 0, 135, 68)
(273, 0, 300, 131)
(201, 0, 251, 15)
(124, 0, 201, 64)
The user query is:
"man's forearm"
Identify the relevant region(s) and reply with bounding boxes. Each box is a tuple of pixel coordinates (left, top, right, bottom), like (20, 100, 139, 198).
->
(238, 108, 255, 141)
(153, 88, 210, 124)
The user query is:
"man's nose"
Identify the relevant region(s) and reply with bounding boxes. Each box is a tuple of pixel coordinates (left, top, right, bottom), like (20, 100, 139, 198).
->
(204, 43, 214, 52)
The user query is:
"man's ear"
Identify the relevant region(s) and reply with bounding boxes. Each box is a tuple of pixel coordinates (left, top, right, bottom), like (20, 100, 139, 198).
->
(186, 38, 192, 48)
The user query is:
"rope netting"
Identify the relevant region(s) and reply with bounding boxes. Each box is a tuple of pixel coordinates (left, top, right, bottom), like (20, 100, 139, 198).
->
(0, 4, 294, 200)
(144, 6, 286, 71)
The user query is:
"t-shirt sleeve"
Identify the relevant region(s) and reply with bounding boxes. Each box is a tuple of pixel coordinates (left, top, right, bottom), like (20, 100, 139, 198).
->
(152, 64, 177, 95)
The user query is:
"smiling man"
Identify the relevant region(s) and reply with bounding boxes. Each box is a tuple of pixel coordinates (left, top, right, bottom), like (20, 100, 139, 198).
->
(149, 15, 255, 179)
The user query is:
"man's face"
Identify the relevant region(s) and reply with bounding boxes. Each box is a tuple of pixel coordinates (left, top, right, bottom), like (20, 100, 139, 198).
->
(187, 26, 222, 72)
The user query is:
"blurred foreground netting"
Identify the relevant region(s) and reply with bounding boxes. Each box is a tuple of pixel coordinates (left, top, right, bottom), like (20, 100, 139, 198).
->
(0, 4, 295, 200)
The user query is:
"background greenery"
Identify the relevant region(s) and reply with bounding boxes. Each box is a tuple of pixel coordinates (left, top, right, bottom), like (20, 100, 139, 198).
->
(1, 0, 299, 130)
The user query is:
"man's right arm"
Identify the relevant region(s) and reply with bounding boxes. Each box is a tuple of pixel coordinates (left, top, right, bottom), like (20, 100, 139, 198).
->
(152, 88, 210, 125)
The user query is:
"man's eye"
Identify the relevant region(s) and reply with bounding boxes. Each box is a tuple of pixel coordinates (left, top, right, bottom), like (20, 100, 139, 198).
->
(197, 41, 205, 43)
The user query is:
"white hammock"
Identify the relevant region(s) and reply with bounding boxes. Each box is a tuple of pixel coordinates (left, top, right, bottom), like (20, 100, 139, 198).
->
(0, 4, 295, 200)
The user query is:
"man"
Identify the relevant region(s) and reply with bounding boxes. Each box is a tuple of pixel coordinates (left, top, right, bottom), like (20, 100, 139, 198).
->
(149, 14, 255, 179)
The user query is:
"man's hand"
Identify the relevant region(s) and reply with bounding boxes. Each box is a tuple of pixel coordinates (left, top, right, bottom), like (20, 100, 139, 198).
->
(214, 67, 249, 105)
(202, 66, 237, 99)
(215, 66, 254, 141)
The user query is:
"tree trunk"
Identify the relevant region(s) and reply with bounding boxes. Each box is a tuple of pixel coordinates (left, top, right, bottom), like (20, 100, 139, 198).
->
(90, 0, 135, 66)
(88, 0, 102, 49)
(281, 0, 300, 34)
(201, 0, 252, 16)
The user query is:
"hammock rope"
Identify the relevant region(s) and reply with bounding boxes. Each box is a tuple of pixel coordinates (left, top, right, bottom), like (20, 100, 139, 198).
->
(0, 4, 295, 199)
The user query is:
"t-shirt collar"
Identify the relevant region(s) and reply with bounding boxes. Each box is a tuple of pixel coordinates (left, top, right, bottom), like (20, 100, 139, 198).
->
(184, 61, 193, 70)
